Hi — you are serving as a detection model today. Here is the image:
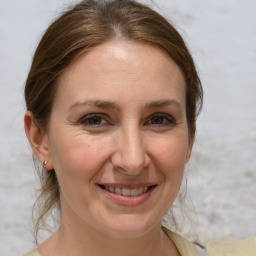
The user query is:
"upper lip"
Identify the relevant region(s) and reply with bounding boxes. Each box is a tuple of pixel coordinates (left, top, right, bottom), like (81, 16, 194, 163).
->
(97, 182, 157, 189)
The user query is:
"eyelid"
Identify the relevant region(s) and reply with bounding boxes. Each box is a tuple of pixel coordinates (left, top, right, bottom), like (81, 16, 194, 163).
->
(145, 113, 176, 126)
(79, 113, 103, 120)
(74, 112, 176, 129)
(79, 113, 109, 127)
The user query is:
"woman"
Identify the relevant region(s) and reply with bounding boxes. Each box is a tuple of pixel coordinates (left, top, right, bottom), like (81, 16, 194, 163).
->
(23, 0, 253, 255)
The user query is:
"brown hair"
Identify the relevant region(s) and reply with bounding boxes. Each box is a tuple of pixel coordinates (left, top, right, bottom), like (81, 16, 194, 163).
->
(24, 0, 203, 242)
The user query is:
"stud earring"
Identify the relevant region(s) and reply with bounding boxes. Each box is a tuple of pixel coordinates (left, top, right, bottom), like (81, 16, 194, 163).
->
(43, 160, 47, 165)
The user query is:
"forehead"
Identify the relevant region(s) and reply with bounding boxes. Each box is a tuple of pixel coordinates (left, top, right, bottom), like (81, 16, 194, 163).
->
(55, 40, 186, 108)
(67, 40, 184, 79)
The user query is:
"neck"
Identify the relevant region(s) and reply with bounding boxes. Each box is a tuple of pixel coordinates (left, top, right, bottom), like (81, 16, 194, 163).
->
(39, 217, 178, 256)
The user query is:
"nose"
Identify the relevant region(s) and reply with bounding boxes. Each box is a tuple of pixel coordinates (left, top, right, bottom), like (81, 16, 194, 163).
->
(111, 124, 150, 176)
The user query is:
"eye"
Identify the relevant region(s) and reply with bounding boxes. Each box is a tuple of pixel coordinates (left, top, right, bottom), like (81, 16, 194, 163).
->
(79, 114, 108, 128)
(145, 113, 175, 127)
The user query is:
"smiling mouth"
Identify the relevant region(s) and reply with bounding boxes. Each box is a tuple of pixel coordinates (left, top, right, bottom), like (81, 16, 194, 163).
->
(98, 185, 157, 197)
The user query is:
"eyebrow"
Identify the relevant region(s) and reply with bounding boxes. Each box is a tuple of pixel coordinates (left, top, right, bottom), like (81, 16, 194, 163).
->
(144, 99, 182, 109)
(69, 99, 182, 111)
(69, 99, 120, 111)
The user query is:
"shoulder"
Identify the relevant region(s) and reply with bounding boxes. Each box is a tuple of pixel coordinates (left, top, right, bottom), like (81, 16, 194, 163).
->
(162, 226, 202, 256)
(206, 236, 256, 256)
(23, 249, 41, 256)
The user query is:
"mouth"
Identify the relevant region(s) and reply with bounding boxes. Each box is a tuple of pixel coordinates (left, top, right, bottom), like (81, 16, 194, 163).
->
(97, 183, 157, 206)
(98, 183, 157, 196)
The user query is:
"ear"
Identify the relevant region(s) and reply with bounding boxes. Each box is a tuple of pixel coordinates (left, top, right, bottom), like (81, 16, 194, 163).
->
(24, 111, 53, 170)
(185, 139, 193, 163)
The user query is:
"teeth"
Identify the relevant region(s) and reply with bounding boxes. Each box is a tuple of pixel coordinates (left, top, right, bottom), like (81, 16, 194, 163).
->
(104, 186, 151, 196)
(122, 188, 131, 196)
(138, 187, 143, 194)
(115, 187, 122, 195)
(130, 188, 139, 196)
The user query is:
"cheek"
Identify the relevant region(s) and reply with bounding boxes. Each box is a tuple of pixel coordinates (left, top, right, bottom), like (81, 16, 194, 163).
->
(151, 134, 188, 198)
(48, 133, 113, 211)
(148, 135, 188, 214)
(48, 132, 111, 184)
(152, 135, 189, 173)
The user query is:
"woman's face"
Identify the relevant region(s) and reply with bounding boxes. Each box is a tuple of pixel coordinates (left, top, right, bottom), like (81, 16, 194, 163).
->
(44, 40, 192, 238)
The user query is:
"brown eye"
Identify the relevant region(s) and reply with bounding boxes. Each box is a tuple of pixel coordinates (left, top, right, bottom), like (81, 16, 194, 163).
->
(87, 116, 102, 125)
(80, 114, 108, 127)
(145, 114, 174, 127)
(151, 116, 164, 124)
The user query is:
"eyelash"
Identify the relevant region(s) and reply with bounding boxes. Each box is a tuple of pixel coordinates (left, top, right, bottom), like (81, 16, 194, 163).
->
(79, 114, 109, 128)
(78, 113, 175, 129)
(145, 113, 175, 127)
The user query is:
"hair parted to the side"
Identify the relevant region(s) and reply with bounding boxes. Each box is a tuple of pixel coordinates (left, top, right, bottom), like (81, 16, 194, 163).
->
(24, 0, 203, 243)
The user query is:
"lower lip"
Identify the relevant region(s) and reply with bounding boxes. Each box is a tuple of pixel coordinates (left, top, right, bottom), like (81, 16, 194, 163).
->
(100, 186, 156, 207)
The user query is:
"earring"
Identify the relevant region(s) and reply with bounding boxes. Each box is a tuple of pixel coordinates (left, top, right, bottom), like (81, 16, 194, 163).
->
(43, 160, 47, 165)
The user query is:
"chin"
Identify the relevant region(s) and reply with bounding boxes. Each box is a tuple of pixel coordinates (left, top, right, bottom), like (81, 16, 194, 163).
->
(98, 214, 161, 239)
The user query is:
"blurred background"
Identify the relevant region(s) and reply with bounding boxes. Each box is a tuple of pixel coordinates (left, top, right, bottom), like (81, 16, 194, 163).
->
(0, 0, 255, 255)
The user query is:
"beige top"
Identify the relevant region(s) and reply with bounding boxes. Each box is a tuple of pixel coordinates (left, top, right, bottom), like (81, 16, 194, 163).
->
(23, 249, 40, 256)
(206, 236, 256, 256)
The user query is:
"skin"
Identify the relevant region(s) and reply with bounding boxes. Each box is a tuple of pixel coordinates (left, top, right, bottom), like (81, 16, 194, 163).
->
(25, 40, 192, 256)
